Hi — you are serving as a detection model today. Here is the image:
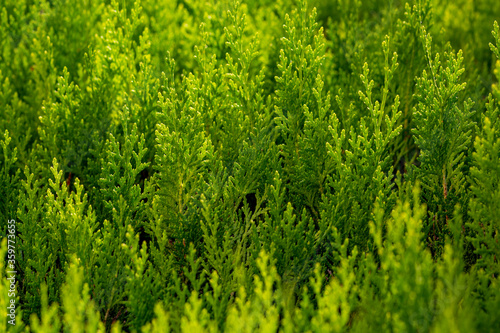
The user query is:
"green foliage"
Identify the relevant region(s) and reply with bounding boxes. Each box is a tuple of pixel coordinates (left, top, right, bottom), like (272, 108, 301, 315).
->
(467, 97, 500, 278)
(360, 189, 435, 332)
(1, 0, 500, 332)
(0, 131, 19, 235)
(412, 28, 476, 256)
(320, 38, 402, 256)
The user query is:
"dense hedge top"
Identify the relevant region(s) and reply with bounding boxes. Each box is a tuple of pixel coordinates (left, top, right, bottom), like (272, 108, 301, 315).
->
(1, 0, 500, 332)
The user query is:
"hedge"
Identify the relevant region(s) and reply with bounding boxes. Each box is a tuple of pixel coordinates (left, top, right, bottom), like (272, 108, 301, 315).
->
(1, 0, 499, 332)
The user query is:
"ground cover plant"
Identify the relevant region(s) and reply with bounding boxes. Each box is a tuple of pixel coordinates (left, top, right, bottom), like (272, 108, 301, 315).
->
(1, 0, 500, 331)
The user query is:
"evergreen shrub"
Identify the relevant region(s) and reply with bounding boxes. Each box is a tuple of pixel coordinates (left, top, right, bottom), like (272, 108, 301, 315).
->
(1, 0, 500, 331)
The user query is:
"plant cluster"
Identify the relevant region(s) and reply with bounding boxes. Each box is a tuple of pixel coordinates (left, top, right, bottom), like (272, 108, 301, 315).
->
(1, 0, 500, 332)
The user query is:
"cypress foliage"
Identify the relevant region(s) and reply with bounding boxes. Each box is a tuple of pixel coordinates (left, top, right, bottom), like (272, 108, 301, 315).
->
(1, 0, 500, 332)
